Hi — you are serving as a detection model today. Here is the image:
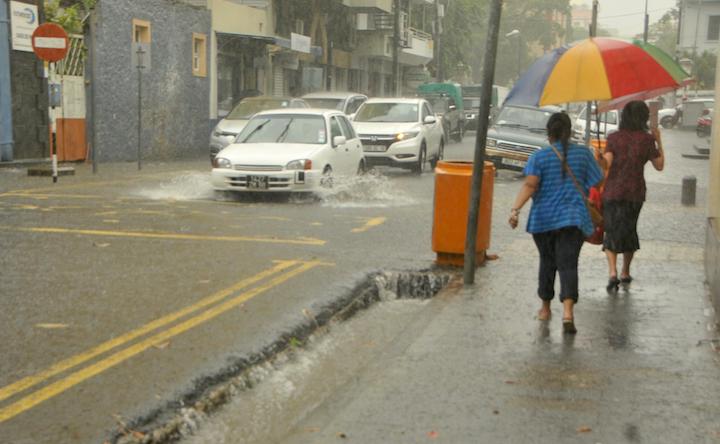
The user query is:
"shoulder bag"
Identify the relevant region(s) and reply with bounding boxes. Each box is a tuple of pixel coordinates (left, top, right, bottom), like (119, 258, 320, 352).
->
(549, 145, 604, 244)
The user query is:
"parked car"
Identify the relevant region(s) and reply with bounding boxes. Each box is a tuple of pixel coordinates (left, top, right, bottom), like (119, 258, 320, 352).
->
(301, 92, 368, 115)
(418, 82, 465, 142)
(352, 98, 445, 173)
(211, 109, 365, 194)
(485, 104, 562, 171)
(209, 96, 308, 161)
(572, 105, 619, 141)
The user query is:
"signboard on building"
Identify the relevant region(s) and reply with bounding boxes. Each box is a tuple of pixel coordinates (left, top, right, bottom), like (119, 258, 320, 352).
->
(290, 33, 311, 54)
(10, 0, 39, 52)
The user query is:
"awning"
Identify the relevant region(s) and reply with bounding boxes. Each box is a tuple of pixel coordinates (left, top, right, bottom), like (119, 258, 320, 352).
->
(216, 32, 322, 58)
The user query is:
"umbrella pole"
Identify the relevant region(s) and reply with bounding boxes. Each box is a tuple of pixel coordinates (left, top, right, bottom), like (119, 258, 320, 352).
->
(584, 0, 599, 146)
(463, 0, 503, 285)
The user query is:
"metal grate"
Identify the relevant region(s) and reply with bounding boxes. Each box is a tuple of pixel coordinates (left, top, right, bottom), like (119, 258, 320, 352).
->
(496, 142, 539, 155)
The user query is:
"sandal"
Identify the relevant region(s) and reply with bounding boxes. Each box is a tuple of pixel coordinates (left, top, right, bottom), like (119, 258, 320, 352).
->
(620, 276, 633, 284)
(562, 318, 577, 334)
(537, 310, 552, 321)
(606, 277, 620, 293)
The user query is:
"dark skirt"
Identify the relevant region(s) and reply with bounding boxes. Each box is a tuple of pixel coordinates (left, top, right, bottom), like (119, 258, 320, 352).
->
(602, 200, 644, 253)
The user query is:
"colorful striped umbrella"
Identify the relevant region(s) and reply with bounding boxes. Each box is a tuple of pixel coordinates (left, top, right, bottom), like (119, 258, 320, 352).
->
(504, 38, 692, 112)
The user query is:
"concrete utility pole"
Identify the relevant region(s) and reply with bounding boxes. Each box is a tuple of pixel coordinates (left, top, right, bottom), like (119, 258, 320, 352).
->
(435, 0, 443, 82)
(584, 0, 598, 146)
(0, 0, 14, 162)
(463, 0, 503, 285)
(643, 0, 650, 43)
(392, 0, 401, 96)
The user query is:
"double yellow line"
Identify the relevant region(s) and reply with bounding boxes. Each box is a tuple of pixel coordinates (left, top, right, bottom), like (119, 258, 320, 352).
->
(0, 259, 330, 423)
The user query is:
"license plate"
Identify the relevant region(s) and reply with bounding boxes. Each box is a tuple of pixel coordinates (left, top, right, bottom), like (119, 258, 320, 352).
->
(247, 175, 269, 190)
(363, 144, 386, 152)
(501, 158, 527, 168)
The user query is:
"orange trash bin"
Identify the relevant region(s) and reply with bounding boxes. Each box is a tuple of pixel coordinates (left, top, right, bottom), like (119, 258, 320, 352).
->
(432, 160, 495, 267)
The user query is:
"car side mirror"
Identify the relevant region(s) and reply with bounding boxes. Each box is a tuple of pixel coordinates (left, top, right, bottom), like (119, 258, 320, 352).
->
(424, 115, 437, 124)
(333, 135, 346, 147)
(349, 113, 356, 121)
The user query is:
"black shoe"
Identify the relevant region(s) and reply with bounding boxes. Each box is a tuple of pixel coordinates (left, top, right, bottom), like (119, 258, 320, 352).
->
(620, 276, 633, 284)
(562, 319, 577, 334)
(606, 277, 620, 293)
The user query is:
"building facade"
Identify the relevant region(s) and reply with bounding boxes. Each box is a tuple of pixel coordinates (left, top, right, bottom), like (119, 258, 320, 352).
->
(89, 0, 211, 161)
(678, 0, 720, 55)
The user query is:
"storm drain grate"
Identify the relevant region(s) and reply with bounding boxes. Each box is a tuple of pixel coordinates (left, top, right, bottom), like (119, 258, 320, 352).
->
(111, 270, 454, 444)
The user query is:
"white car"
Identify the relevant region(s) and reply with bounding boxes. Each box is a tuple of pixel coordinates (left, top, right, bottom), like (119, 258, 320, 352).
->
(301, 92, 368, 115)
(209, 96, 308, 160)
(211, 109, 365, 194)
(573, 105, 619, 141)
(351, 98, 445, 174)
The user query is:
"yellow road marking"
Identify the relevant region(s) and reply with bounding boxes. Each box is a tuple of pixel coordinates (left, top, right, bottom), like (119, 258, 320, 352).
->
(0, 193, 101, 199)
(351, 217, 387, 233)
(0, 226, 326, 246)
(0, 260, 299, 404)
(0, 260, 326, 423)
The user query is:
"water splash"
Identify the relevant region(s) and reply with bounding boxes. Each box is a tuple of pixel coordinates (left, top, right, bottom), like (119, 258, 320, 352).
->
(133, 172, 215, 201)
(316, 171, 417, 208)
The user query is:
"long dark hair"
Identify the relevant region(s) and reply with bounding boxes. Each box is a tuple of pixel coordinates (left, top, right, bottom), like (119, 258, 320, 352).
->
(546, 112, 572, 176)
(620, 100, 649, 131)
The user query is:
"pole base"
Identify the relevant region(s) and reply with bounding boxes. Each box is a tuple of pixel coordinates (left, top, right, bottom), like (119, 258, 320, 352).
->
(435, 251, 486, 267)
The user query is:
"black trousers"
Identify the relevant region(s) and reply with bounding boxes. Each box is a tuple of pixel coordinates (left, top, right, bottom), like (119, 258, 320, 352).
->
(532, 227, 585, 303)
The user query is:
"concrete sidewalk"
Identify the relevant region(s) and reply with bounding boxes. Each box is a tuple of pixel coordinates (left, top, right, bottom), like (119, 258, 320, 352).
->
(266, 166, 719, 443)
(273, 242, 719, 443)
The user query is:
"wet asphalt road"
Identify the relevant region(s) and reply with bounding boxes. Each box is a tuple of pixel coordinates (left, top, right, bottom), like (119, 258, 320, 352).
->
(0, 127, 710, 443)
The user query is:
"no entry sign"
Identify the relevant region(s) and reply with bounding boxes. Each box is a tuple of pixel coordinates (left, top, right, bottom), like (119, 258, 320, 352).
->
(31, 23, 68, 62)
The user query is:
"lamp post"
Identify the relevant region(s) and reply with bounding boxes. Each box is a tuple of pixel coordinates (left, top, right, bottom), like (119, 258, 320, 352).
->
(505, 29, 521, 82)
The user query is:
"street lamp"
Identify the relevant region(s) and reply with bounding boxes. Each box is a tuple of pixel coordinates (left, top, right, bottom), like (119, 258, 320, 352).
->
(505, 29, 522, 82)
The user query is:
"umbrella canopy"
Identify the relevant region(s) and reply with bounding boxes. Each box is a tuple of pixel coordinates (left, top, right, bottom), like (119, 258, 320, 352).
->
(504, 38, 692, 112)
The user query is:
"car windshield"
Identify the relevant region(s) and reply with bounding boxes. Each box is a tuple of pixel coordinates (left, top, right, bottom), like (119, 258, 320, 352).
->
(304, 98, 343, 110)
(354, 103, 418, 123)
(495, 106, 554, 130)
(226, 99, 291, 120)
(236, 115, 327, 144)
(464, 98, 481, 109)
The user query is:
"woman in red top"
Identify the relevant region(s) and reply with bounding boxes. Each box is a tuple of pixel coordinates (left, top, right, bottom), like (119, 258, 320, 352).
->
(599, 101, 665, 292)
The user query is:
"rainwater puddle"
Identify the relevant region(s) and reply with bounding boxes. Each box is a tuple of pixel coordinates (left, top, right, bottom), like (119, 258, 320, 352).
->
(183, 299, 429, 444)
(132, 172, 215, 201)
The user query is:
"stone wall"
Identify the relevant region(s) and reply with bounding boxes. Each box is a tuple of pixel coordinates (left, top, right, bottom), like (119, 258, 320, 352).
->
(92, 0, 211, 161)
(10, 0, 48, 160)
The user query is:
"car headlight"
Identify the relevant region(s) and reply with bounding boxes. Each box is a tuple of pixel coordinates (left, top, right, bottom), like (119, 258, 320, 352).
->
(213, 157, 232, 169)
(486, 138, 497, 148)
(396, 131, 419, 141)
(286, 159, 312, 170)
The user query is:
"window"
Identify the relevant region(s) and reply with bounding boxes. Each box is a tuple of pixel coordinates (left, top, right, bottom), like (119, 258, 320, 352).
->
(330, 117, 343, 140)
(708, 16, 720, 41)
(132, 19, 151, 44)
(422, 103, 432, 120)
(338, 116, 356, 139)
(192, 33, 207, 77)
(346, 97, 366, 115)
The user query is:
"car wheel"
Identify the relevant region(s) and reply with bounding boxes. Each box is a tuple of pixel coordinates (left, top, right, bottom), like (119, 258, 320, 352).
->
(321, 165, 334, 188)
(660, 116, 673, 129)
(412, 144, 426, 175)
(430, 139, 444, 169)
(357, 159, 367, 175)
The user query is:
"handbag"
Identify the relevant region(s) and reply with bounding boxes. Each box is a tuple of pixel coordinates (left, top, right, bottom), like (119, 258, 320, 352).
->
(549, 145, 604, 244)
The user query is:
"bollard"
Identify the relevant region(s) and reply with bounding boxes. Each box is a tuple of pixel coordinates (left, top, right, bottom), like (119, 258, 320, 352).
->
(682, 175, 696, 206)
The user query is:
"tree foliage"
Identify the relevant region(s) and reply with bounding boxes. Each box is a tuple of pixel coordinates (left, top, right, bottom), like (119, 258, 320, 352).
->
(44, 0, 96, 34)
(438, 0, 571, 86)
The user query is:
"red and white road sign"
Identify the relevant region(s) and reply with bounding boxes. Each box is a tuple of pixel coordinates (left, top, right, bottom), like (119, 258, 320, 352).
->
(31, 23, 68, 62)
